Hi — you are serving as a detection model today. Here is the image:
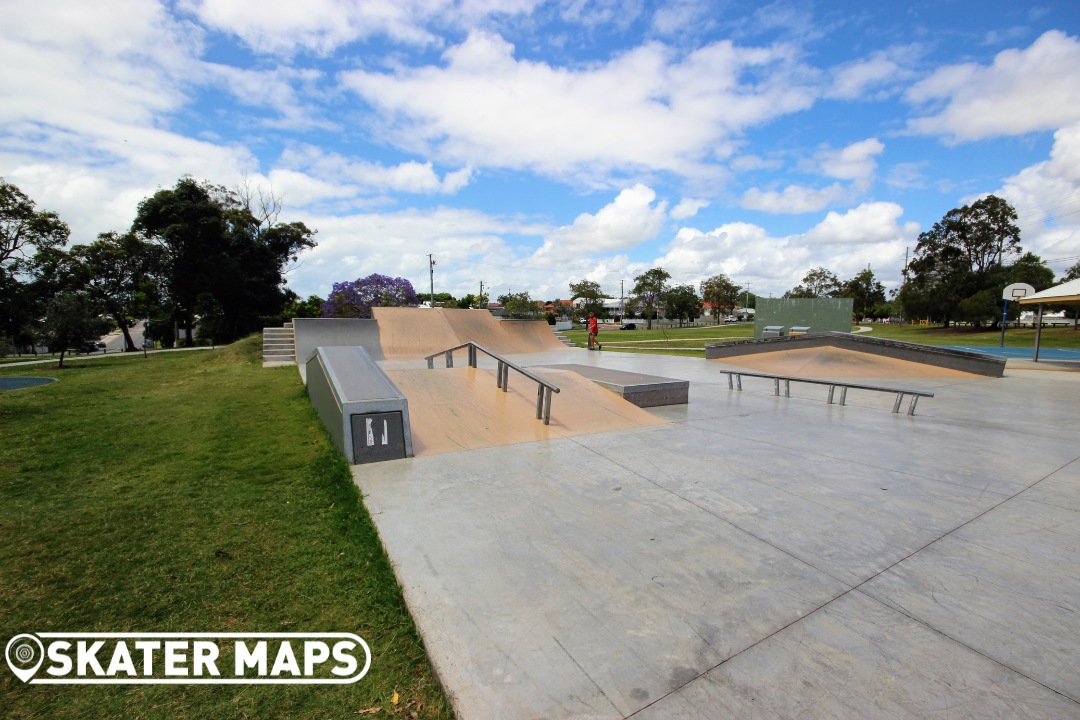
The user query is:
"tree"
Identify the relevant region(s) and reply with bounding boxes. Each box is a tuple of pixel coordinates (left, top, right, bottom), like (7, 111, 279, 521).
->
(133, 177, 317, 344)
(840, 269, 886, 320)
(785, 267, 840, 299)
(903, 195, 1021, 327)
(498, 292, 543, 319)
(664, 284, 701, 327)
(283, 292, 325, 319)
(632, 268, 671, 330)
(700, 274, 741, 323)
(321, 274, 418, 318)
(569, 279, 608, 320)
(0, 180, 69, 274)
(0, 181, 70, 350)
(69, 232, 161, 351)
(38, 291, 112, 368)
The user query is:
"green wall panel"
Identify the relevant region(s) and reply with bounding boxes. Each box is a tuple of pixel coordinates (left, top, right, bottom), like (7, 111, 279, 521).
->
(754, 298, 854, 338)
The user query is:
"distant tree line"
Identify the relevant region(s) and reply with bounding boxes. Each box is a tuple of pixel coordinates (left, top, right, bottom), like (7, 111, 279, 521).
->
(1, 177, 316, 362)
(776, 195, 1070, 328)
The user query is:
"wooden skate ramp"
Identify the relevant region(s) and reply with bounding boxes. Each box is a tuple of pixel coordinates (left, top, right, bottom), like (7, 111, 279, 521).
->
(373, 307, 569, 359)
(500, 319, 571, 352)
(719, 346, 983, 379)
(385, 367, 666, 456)
(372, 307, 459, 359)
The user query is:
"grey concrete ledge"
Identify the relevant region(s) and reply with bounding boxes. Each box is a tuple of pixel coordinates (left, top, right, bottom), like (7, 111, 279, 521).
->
(540, 363, 689, 407)
(704, 332, 1007, 378)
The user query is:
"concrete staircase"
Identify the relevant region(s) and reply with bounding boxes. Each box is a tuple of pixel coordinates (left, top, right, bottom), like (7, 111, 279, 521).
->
(553, 330, 576, 347)
(262, 321, 296, 366)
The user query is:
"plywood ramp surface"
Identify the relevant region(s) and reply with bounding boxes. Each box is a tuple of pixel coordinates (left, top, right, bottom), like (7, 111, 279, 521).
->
(501, 319, 570, 351)
(372, 307, 569, 359)
(386, 367, 666, 457)
(717, 346, 983, 379)
(372, 307, 459, 359)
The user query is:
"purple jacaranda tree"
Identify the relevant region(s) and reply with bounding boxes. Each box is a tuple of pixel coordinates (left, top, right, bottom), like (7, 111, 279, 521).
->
(321, 274, 419, 318)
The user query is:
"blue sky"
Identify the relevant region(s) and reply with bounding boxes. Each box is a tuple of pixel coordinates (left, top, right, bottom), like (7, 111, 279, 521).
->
(2, 0, 1079, 303)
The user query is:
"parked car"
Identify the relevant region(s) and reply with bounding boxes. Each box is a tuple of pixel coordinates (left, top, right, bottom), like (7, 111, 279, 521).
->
(619, 323, 637, 330)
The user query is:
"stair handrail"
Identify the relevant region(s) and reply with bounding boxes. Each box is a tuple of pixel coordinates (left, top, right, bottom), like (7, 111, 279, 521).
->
(424, 342, 561, 424)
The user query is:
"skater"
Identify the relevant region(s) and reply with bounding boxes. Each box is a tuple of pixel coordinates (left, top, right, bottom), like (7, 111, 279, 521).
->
(588, 312, 601, 350)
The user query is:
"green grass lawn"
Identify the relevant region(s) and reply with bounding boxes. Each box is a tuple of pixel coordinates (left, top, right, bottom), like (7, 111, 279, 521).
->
(0, 337, 454, 720)
(564, 321, 1080, 355)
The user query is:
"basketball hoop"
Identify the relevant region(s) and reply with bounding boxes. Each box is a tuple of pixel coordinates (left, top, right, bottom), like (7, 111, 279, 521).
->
(1000, 284, 1036, 347)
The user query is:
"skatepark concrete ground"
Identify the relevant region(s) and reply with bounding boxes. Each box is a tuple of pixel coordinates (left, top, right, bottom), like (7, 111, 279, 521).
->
(350, 338, 1080, 719)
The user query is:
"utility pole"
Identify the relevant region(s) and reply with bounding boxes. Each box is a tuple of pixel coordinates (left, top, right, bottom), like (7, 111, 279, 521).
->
(620, 279, 625, 318)
(428, 254, 436, 307)
(479, 281, 485, 309)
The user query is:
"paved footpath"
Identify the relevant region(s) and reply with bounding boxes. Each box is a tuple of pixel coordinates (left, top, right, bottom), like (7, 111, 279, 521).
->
(354, 348, 1080, 719)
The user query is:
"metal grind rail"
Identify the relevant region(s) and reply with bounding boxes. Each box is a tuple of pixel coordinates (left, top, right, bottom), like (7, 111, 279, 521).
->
(425, 342, 561, 425)
(719, 369, 934, 416)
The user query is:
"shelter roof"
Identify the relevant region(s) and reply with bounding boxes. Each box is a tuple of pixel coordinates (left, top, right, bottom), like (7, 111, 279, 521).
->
(1019, 278, 1080, 304)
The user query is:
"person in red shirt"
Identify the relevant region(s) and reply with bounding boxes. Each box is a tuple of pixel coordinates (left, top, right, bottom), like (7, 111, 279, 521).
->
(587, 312, 601, 350)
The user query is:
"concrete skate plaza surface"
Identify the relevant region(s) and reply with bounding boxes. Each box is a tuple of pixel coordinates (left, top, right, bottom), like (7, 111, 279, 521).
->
(354, 346, 1080, 718)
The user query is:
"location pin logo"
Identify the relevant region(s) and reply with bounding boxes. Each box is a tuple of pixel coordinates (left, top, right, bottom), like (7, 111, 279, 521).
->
(5, 634, 44, 683)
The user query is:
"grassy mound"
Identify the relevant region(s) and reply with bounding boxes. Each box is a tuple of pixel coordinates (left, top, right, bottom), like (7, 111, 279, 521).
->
(0, 337, 454, 719)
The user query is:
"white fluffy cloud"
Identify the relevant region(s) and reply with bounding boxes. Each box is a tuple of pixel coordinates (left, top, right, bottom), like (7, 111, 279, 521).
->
(533, 184, 668, 258)
(906, 30, 1080, 141)
(993, 122, 1080, 272)
(671, 197, 709, 220)
(818, 138, 884, 182)
(339, 31, 817, 183)
(739, 139, 883, 214)
(741, 182, 848, 214)
(827, 46, 919, 100)
(801, 202, 917, 246)
(654, 202, 917, 295)
(277, 146, 474, 199)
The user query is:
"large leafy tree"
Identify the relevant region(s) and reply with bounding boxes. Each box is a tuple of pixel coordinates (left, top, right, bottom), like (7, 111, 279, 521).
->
(498, 291, 544, 319)
(700, 274, 741, 323)
(38, 291, 112, 368)
(133, 177, 316, 344)
(664, 284, 701, 326)
(1062, 260, 1080, 283)
(282, 290, 325, 319)
(0, 180, 69, 273)
(69, 232, 162, 351)
(785, 267, 840, 299)
(903, 195, 1021, 327)
(840, 268, 887, 320)
(569, 279, 608, 320)
(321, 274, 418, 318)
(0, 180, 71, 350)
(632, 268, 671, 329)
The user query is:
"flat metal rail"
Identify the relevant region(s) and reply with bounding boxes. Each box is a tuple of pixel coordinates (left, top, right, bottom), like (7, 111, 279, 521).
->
(424, 342, 561, 425)
(719, 369, 934, 416)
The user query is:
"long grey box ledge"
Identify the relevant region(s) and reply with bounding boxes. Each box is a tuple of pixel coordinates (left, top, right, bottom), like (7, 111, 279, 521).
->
(306, 346, 414, 464)
(704, 331, 1007, 378)
(540, 363, 689, 407)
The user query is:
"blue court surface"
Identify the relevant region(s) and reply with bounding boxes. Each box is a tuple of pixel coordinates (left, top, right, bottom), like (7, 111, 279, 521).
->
(0, 377, 56, 391)
(941, 345, 1080, 361)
